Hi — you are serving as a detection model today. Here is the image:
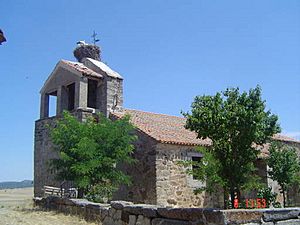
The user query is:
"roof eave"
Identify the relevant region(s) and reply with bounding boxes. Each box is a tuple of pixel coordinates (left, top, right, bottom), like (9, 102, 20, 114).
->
(40, 61, 62, 94)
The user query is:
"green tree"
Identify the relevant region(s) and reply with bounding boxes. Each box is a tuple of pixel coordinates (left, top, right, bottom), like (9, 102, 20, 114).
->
(183, 86, 280, 208)
(267, 141, 300, 207)
(49, 111, 137, 202)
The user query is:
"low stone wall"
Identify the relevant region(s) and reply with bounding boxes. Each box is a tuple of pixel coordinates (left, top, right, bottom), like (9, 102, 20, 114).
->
(34, 197, 300, 225)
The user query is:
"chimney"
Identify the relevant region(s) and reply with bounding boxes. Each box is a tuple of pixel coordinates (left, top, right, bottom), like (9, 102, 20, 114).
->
(73, 41, 101, 62)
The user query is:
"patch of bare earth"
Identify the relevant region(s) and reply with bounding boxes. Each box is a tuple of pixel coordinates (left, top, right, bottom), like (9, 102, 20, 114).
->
(0, 188, 97, 225)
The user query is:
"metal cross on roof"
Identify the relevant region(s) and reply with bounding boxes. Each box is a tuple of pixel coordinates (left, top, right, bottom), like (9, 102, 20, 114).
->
(91, 31, 100, 45)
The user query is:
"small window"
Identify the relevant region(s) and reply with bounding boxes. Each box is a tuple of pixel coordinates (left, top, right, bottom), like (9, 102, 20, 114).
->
(192, 156, 201, 180)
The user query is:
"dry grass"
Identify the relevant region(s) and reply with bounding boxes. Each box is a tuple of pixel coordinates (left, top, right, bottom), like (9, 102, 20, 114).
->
(0, 188, 97, 225)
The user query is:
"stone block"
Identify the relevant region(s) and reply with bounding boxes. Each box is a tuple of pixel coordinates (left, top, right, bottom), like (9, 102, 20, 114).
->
(64, 205, 73, 215)
(203, 208, 225, 225)
(70, 198, 91, 207)
(151, 218, 190, 225)
(167, 199, 177, 205)
(223, 209, 263, 224)
(76, 205, 86, 218)
(124, 204, 157, 216)
(84, 207, 92, 221)
(108, 208, 117, 218)
(275, 219, 300, 224)
(102, 216, 115, 225)
(136, 215, 151, 225)
(121, 210, 130, 223)
(242, 223, 261, 225)
(124, 205, 143, 215)
(111, 201, 134, 210)
(113, 209, 122, 221)
(142, 206, 158, 218)
(128, 215, 137, 225)
(157, 208, 204, 221)
(70, 205, 78, 215)
(86, 205, 101, 220)
(263, 209, 300, 222)
(100, 208, 109, 221)
(86, 205, 102, 222)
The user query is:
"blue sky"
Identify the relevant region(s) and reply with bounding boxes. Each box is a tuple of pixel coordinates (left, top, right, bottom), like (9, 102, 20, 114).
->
(0, 0, 299, 182)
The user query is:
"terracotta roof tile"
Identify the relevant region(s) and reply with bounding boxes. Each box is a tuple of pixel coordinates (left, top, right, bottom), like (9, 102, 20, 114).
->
(112, 109, 211, 146)
(258, 135, 300, 158)
(112, 109, 300, 149)
(61, 60, 102, 79)
(273, 134, 300, 143)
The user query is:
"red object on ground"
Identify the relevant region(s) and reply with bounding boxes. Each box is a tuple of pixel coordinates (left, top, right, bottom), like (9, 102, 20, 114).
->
(234, 198, 239, 209)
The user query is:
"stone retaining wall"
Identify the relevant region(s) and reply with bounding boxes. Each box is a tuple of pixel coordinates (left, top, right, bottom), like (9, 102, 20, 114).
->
(34, 196, 300, 225)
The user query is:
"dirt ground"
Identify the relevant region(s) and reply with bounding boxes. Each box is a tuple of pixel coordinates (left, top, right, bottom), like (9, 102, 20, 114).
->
(0, 187, 97, 225)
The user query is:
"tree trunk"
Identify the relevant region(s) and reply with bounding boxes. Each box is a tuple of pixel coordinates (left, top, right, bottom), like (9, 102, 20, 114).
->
(230, 188, 235, 208)
(236, 189, 241, 202)
(283, 189, 286, 208)
(223, 190, 228, 209)
(237, 188, 242, 208)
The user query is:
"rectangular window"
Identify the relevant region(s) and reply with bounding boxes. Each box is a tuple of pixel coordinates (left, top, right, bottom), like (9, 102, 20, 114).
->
(192, 156, 201, 180)
(88, 79, 98, 108)
(48, 91, 57, 117)
(67, 83, 75, 111)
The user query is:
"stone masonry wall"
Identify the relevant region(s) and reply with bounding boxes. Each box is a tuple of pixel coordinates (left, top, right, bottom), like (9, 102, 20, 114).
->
(96, 76, 123, 117)
(113, 131, 157, 204)
(34, 109, 95, 197)
(34, 196, 300, 225)
(106, 76, 123, 114)
(81, 57, 123, 117)
(155, 143, 223, 208)
(34, 116, 60, 197)
(154, 141, 300, 208)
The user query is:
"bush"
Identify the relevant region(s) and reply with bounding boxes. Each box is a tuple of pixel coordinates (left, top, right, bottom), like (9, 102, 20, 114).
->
(257, 187, 277, 208)
(85, 183, 117, 203)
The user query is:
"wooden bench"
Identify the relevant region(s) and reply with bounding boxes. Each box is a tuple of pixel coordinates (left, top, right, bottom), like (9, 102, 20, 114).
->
(44, 185, 64, 197)
(43, 185, 78, 198)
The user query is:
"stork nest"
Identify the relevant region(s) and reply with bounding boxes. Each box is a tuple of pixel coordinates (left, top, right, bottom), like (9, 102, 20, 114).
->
(73, 45, 101, 62)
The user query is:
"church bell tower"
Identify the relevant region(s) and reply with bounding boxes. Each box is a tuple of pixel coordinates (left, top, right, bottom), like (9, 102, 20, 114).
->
(34, 42, 123, 196)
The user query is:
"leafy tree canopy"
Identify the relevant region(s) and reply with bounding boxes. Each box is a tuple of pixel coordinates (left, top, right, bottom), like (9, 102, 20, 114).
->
(267, 141, 300, 207)
(50, 111, 137, 201)
(183, 86, 280, 207)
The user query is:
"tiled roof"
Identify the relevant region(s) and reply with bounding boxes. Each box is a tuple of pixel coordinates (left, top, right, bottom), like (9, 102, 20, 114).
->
(112, 109, 300, 148)
(273, 134, 300, 143)
(112, 109, 211, 146)
(61, 60, 102, 79)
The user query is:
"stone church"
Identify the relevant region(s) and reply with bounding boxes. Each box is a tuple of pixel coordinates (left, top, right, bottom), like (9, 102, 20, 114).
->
(34, 43, 300, 208)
